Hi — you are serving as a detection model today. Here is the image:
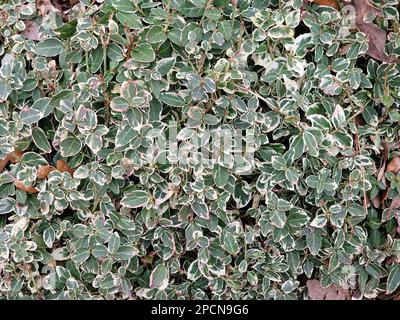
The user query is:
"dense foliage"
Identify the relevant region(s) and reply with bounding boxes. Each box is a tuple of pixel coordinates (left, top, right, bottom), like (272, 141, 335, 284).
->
(0, 0, 400, 300)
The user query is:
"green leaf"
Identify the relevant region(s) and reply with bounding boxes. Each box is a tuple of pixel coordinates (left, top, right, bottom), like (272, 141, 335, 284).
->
(72, 248, 90, 264)
(213, 164, 229, 188)
(156, 57, 176, 75)
(387, 264, 400, 294)
(32, 98, 52, 118)
(55, 19, 78, 39)
(150, 263, 169, 290)
(85, 133, 102, 154)
(287, 210, 309, 228)
(191, 198, 209, 219)
(112, 0, 135, 13)
(32, 127, 52, 153)
(287, 134, 304, 160)
(20, 108, 42, 125)
(348, 202, 367, 217)
(0, 197, 15, 215)
(131, 43, 155, 63)
(219, 20, 233, 40)
(223, 232, 239, 254)
(114, 246, 135, 260)
(108, 232, 121, 255)
(43, 227, 55, 248)
(331, 104, 346, 128)
(107, 43, 124, 62)
(270, 210, 286, 228)
(159, 92, 186, 107)
(306, 232, 322, 256)
(0, 80, 12, 101)
(146, 26, 167, 43)
(116, 12, 143, 29)
(303, 130, 319, 157)
(34, 38, 64, 57)
(20, 152, 48, 166)
(110, 97, 129, 112)
(115, 125, 136, 148)
(60, 136, 82, 157)
(92, 245, 108, 258)
(121, 190, 149, 208)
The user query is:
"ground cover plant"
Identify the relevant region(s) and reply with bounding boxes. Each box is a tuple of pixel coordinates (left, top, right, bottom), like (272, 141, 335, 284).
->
(0, 0, 400, 300)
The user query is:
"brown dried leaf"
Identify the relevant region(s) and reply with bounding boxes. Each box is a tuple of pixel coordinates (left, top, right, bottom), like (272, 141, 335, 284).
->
(56, 159, 75, 174)
(372, 193, 382, 209)
(0, 157, 9, 172)
(386, 156, 400, 174)
(390, 197, 400, 210)
(312, 0, 339, 10)
(22, 21, 43, 41)
(8, 150, 24, 164)
(376, 140, 389, 181)
(303, 0, 340, 11)
(37, 165, 55, 179)
(307, 280, 349, 300)
(0, 149, 24, 172)
(350, 0, 400, 63)
(69, 0, 79, 5)
(14, 179, 38, 194)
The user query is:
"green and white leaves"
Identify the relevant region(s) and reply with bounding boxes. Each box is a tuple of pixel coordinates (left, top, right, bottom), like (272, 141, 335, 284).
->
(116, 11, 143, 29)
(156, 57, 176, 75)
(191, 198, 209, 219)
(0, 197, 15, 215)
(34, 38, 64, 57)
(0, 80, 11, 101)
(159, 92, 186, 107)
(223, 232, 239, 255)
(306, 232, 322, 256)
(120, 190, 149, 208)
(0, 0, 399, 301)
(213, 164, 229, 188)
(150, 263, 169, 290)
(115, 125, 136, 148)
(72, 248, 90, 264)
(32, 127, 51, 153)
(146, 26, 167, 43)
(303, 129, 319, 157)
(387, 264, 400, 295)
(43, 227, 56, 248)
(20, 108, 42, 125)
(112, 0, 135, 13)
(60, 136, 82, 157)
(131, 44, 155, 63)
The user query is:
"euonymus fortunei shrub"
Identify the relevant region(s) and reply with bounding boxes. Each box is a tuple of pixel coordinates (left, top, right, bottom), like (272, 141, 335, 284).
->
(0, 0, 400, 300)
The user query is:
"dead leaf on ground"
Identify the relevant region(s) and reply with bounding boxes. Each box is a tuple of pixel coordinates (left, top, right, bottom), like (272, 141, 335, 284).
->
(387, 197, 400, 223)
(8, 150, 24, 164)
(303, 0, 340, 11)
(306, 280, 350, 300)
(386, 156, 400, 174)
(36, 0, 69, 21)
(376, 140, 389, 182)
(56, 159, 75, 174)
(0, 149, 24, 172)
(0, 157, 9, 173)
(372, 192, 382, 209)
(22, 21, 43, 41)
(37, 165, 56, 179)
(349, 0, 400, 63)
(14, 179, 38, 194)
(312, 0, 339, 10)
(389, 198, 400, 210)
